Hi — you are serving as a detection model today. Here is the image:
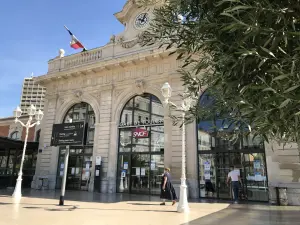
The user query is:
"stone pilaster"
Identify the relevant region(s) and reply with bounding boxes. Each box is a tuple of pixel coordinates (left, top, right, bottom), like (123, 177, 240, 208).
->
(186, 121, 199, 198)
(107, 122, 118, 193)
(95, 89, 113, 193)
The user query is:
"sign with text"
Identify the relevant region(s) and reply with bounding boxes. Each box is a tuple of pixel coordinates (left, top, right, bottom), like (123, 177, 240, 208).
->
(132, 127, 149, 138)
(119, 119, 164, 127)
(51, 122, 85, 146)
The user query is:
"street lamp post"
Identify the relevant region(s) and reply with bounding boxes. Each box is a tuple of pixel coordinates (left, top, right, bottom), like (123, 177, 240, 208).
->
(12, 105, 44, 201)
(161, 82, 192, 213)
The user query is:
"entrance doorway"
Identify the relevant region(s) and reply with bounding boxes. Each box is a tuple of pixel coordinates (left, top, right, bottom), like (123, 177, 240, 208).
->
(197, 90, 269, 202)
(55, 102, 96, 191)
(117, 94, 165, 195)
(56, 147, 93, 191)
(117, 153, 164, 195)
(198, 152, 268, 202)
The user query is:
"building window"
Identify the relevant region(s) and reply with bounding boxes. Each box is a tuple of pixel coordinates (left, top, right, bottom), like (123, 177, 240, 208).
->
(10, 131, 20, 140)
(56, 102, 95, 191)
(117, 93, 165, 195)
(197, 91, 268, 202)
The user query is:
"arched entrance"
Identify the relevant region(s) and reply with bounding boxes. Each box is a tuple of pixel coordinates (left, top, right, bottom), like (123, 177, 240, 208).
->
(197, 91, 269, 201)
(55, 102, 96, 191)
(117, 93, 164, 195)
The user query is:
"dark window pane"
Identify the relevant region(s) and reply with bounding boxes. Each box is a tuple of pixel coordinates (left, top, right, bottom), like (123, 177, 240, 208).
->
(120, 99, 133, 126)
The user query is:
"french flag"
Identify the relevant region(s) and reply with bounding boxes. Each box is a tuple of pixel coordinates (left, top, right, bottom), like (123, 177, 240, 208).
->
(64, 26, 86, 50)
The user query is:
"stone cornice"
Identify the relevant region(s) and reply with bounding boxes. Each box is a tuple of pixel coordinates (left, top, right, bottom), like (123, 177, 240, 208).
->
(35, 46, 175, 85)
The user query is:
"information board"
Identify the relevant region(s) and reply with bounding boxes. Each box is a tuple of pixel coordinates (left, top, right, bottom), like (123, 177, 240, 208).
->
(51, 122, 85, 146)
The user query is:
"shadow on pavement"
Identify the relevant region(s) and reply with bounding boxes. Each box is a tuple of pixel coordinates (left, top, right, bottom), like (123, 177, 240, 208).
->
(0, 189, 163, 204)
(128, 203, 161, 206)
(21, 205, 176, 213)
(181, 205, 300, 225)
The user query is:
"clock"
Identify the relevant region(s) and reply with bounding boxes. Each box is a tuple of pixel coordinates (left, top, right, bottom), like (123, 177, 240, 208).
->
(134, 12, 150, 29)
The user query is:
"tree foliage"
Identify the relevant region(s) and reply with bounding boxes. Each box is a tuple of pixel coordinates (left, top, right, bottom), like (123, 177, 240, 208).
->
(140, 0, 300, 143)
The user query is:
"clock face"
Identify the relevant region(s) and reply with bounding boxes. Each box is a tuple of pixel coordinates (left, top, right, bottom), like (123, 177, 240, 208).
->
(134, 13, 150, 29)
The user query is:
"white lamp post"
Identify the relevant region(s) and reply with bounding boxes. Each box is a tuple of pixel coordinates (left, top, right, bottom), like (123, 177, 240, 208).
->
(12, 104, 44, 201)
(161, 82, 192, 213)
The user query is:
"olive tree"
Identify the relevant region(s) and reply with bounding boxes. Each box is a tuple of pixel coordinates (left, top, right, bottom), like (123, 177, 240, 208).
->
(139, 0, 300, 143)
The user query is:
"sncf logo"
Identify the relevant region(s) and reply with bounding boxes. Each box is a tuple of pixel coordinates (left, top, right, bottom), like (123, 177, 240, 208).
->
(132, 127, 149, 138)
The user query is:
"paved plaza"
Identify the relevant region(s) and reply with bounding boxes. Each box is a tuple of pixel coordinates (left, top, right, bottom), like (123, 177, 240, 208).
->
(0, 190, 299, 225)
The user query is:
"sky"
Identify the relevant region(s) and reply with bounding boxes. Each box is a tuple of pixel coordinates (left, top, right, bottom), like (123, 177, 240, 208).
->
(0, 0, 126, 118)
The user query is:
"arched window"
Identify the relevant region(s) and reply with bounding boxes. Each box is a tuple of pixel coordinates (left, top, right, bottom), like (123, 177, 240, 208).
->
(197, 91, 268, 201)
(117, 93, 165, 195)
(56, 102, 95, 191)
(197, 91, 263, 150)
(10, 131, 20, 140)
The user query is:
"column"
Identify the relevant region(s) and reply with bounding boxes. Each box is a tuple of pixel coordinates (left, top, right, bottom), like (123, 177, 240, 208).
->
(107, 121, 118, 193)
(186, 121, 199, 198)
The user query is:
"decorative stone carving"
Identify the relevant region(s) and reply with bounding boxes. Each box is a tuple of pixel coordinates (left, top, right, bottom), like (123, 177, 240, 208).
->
(116, 32, 145, 49)
(114, 89, 124, 98)
(58, 96, 65, 105)
(59, 49, 65, 58)
(91, 91, 101, 101)
(109, 35, 116, 43)
(121, 38, 139, 49)
(74, 90, 83, 100)
(135, 79, 145, 95)
(116, 35, 124, 43)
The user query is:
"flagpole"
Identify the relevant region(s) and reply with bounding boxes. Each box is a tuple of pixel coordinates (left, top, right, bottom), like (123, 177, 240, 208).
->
(64, 25, 87, 51)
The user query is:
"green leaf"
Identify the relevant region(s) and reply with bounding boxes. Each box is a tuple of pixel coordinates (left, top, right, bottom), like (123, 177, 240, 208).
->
(262, 134, 269, 143)
(221, 24, 238, 31)
(215, 0, 241, 6)
(272, 75, 289, 81)
(260, 47, 276, 58)
(284, 85, 300, 93)
(225, 6, 254, 13)
(168, 51, 176, 56)
(279, 99, 291, 108)
(294, 47, 300, 51)
(258, 58, 267, 68)
(278, 47, 287, 55)
(220, 13, 246, 25)
(176, 53, 184, 60)
(262, 87, 276, 93)
(264, 35, 274, 47)
(239, 85, 248, 94)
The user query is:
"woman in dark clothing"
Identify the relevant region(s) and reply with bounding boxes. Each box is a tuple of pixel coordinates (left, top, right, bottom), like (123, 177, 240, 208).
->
(160, 168, 177, 206)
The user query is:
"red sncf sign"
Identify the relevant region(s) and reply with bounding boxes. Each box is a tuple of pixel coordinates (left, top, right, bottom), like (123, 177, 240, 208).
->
(132, 127, 149, 138)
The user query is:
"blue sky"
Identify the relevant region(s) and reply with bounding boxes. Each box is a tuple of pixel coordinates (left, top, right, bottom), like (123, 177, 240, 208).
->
(0, 0, 126, 118)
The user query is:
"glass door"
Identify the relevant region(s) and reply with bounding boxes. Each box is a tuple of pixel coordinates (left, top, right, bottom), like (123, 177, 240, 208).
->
(216, 152, 244, 200)
(243, 153, 268, 201)
(80, 156, 92, 191)
(216, 152, 231, 199)
(67, 155, 83, 190)
(117, 154, 130, 193)
(150, 154, 164, 195)
(198, 154, 217, 198)
(130, 154, 150, 194)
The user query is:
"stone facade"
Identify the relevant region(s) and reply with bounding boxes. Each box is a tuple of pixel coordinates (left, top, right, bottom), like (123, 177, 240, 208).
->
(33, 0, 199, 196)
(31, 0, 300, 205)
(265, 141, 300, 205)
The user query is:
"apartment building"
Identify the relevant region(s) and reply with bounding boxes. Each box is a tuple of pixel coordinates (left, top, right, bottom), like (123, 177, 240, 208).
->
(20, 76, 46, 114)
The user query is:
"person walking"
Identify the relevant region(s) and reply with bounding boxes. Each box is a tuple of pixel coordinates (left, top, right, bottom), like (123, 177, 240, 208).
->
(160, 168, 177, 206)
(227, 166, 242, 204)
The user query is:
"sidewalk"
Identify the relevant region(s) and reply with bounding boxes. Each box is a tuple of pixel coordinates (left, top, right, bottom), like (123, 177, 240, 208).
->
(0, 189, 299, 225)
